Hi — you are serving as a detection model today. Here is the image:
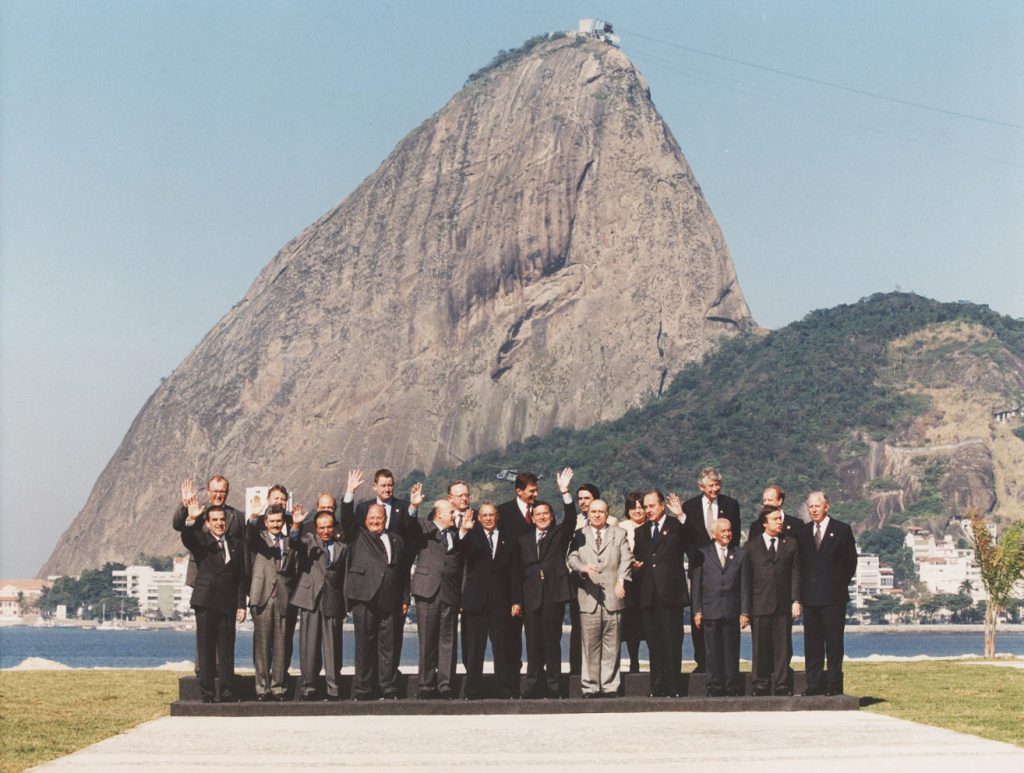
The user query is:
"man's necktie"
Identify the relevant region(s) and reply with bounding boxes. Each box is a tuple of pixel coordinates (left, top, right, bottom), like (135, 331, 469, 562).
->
(218, 539, 231, 564)
(719, 547, 727, 568)
(486, 531, 495, 557)
(595, 529, 602, 551)
(652, 522, 661, 546)
(275, 535, 283, 570)
(815, 523, 823, 550)
(706, 500, 716, 538)
(441, 529, 450, 553)
(769, 537, 777, 562)
(525, 505, 533, 526)
(327, 541, 335, 563)
(381, 534, 391, 563)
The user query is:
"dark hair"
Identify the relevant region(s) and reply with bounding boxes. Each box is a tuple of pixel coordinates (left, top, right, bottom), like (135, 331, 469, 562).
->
(624, 491, 644, 518)
(266, 504, 286, 515)
(447, 480, 469, 495)
(514, 471, 539, 491)
(532, 500, 553, 517)
(373, 469, 394, 483)
(205, 505, 226, 518)
(758, 504, 780, 524)
(576, 483, 601, 499)
(268, 484, 289, 500)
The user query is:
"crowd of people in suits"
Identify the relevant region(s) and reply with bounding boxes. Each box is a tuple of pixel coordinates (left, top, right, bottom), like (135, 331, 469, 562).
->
(174, 466, 858, 703)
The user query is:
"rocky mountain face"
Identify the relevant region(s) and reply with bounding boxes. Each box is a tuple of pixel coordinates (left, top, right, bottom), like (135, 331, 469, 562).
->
(42, 34, 752, 576)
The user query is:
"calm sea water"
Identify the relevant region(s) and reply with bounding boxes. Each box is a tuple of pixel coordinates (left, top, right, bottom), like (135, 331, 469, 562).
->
(2, 626, 1022, 669)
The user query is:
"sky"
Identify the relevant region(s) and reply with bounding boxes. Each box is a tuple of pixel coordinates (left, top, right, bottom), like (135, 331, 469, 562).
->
(1, 1, 1021, 578)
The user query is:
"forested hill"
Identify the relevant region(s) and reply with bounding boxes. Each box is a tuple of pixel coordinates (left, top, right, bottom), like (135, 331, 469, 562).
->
(406, 293, 1024, 532)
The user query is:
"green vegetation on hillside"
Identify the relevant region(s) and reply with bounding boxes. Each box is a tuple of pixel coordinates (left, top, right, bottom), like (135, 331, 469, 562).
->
(406, 294, 1024, 528)
(466, 32, 567, 83)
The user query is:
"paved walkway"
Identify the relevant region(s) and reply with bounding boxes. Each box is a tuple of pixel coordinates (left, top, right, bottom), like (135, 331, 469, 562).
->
(33, 710, 1024, 772)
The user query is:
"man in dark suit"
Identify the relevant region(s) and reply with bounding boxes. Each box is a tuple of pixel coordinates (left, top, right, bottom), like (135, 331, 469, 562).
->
(354, 468, 423, 679)
(409, 499, 464, 699)
(682, 467, 740, 674)
(801, 491, 858, 696)
(691, 518, 748, 696)
(496, 471, 539, 695)
(748, 485, 805, 548)
(456, 501, 522, 699)
(289, 505, 348, 701)
(633, 489, 689, 697)
(517, 467, 577, 698)
(743, 506, 802, 696)
(246, 503, 298, 701)
(173, 476, 245, 587)
(180, 503, 247, 703)
(341, 469, 409, 700)
(447, 480, 473, 530)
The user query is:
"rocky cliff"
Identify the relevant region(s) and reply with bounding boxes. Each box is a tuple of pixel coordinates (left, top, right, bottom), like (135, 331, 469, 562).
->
(42, 34, 752, 575)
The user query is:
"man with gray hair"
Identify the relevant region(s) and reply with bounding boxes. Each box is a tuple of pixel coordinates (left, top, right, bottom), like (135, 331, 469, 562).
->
(409, 499, 465, 699)
(567, 498, 632, 697)
(682, 467, 740, 673)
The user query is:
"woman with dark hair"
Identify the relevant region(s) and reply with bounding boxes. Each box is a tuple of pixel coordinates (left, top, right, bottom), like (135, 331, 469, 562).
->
(619, 491, 647, 673)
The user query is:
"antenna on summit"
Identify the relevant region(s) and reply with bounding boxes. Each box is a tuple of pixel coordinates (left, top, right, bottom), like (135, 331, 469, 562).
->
(577, 18, 620, 47)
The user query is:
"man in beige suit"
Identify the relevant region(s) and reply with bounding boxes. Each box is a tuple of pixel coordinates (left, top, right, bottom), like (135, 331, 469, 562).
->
(567, 499, 632, 698)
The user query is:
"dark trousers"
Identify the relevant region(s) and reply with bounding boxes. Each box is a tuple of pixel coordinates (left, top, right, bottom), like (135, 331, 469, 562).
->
(703, 617, 741, 694)
(298, 607, 343, 697)
(194, 606, 236, 701)
(463, 608, 513, 698)
(621, 604, 643, 671)
(691, 612, 706, 671)
(415, 595, 458, 694)
(569, 596, 582, 675)
(507, 614, 524, 696)
(804, 603, 847, 692)
(252, 599, 290, 697)
(524, 602, 565, 696)
(641, 602, 684, 696)
(751, 612, 792, 693)
(351, 600, 400, 698)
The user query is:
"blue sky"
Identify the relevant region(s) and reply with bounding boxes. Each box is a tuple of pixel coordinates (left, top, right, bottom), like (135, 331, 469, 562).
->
(2, 1, 1021, 577)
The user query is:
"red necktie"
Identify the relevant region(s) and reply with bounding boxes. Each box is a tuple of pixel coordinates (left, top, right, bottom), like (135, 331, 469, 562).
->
(525, 505, 533, 525)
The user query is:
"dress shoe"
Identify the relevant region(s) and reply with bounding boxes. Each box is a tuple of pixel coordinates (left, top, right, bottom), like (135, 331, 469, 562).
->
(272, 693, 287, 702)
(379, 693, 399, 701)
(775, 689, 793, 697)
(801, 688, 824, 697)
(582, 692, 600, 699)
(751, 688, 771, 697)
(353, 693, 376, 702)
(463, 694, 482, 701)
(726, 689, 744, 697)
(256, 694, 269, 702)
(603, 693, 618, 698)
(417, 690, 440, 700)
(300, 692, 319, 702)
(324, 694, 340, 702)
(201, 696, 214, 704)
(706, 689, 725, 698)
(824, 689, 841, 696)
(438, 690, 452, 700)
(216, 691, 238, 703)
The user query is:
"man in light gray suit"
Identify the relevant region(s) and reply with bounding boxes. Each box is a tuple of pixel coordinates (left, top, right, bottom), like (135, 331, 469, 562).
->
(246, 503, 298, 701)
(567, 498, 632, 698)
(409, 499, 464, 699)
(691, 517, 749, 697)
(289, 504, 348, 700)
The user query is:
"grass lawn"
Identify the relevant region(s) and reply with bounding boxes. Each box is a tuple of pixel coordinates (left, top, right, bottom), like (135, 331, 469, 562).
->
(0, 670, 182, 773)
(846, 661, 1024, 747)
(0, 662, 1020, 771)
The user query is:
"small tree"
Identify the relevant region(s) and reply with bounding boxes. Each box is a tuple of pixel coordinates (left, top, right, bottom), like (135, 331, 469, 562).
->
(967, 510, 1024, 658)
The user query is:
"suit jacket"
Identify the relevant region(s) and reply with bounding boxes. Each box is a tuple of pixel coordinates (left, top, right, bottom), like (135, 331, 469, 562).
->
(567, 524, 632, 613)
(517, 500, 578, 613)
(172, 503, 245, 586)
(743, 533, 801, 616)
(246, 522, 297, 611)
(802, 518, 857, 606)
(340, 499, 409, 609)
(632, 514, 690, 608)
(181, 523, 246, 616)
(691, 542, 748, 619)
(289, 531, 348, 618)
(409, 519, 464, 606)
(749, 512, 806, 549)
(682, 495, 741, 577)
(497, 498, 534, 541)
(456, 526, 522, 614)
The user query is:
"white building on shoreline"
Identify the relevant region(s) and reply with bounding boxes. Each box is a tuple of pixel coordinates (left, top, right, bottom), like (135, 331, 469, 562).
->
(112, 558, 192, 618)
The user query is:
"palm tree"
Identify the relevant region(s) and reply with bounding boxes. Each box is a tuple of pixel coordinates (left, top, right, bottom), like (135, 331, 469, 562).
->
(958, 579, 974, 597)
(967, 510, 1024, 658)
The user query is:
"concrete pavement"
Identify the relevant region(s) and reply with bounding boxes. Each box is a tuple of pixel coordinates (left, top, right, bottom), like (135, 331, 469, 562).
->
(33, 710, 1024, 772)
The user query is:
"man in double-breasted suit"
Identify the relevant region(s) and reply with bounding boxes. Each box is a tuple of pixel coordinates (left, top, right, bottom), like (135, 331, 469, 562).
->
(567, 498, 632, 697)
(341, 469, 409, 700)
(456, 501, 523, 699)
(181, 503, 247, 703)
(692, 518, 749, 696)
(247, 503, 298, 701)
(496, 471, 539, 694)
(409, 499, 464, 699)
(289, 504, 348, 700)
(801, 491, 858, 696)
(743, 505, 802, 696)
(516, 467, 577, 698)
(633, 489, 690, 697)
(682, 467, 741, 674)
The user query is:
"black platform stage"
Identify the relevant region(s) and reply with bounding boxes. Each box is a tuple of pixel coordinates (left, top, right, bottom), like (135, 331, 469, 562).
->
(172, 671, 859, 715)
